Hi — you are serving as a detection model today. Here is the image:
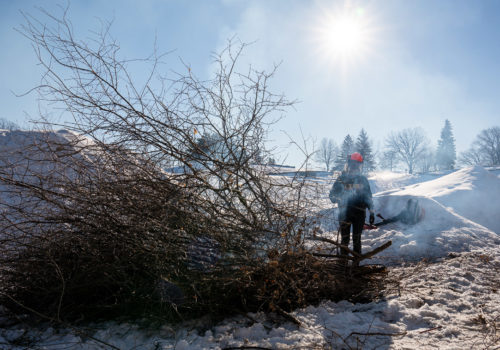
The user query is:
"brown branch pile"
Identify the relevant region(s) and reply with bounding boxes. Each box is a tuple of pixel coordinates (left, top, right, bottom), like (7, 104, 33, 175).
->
(243, 248, 389, 316)
(0, 6, 390, 325)
(0, 132, 389, 323)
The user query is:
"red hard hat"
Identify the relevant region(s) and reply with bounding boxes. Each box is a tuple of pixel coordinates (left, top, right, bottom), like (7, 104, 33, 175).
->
(350, 152, 363, 162)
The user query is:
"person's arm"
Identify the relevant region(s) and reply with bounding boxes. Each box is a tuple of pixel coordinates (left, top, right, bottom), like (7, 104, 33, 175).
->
(329, 176, 344, 204)
(363, 176, 375, 224)
(361, 176, 373, 210)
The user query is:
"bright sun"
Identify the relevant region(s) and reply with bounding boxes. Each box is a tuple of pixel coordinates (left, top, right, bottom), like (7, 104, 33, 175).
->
(325, 17, 364, 56)
(315, 6, 375, 67)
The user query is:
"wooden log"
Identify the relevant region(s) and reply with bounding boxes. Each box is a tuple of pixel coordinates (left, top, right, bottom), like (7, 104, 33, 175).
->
(309, 237, 392, 263)
(311, 252, 354, 260)
(307, 237, 362, 258)
(357, 241, 392, 261)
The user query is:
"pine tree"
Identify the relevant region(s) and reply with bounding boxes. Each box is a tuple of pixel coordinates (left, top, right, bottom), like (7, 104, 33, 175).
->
(436, 120, 456, 170)
(334, 134, 355, 171)
(355, 128, 376, 172)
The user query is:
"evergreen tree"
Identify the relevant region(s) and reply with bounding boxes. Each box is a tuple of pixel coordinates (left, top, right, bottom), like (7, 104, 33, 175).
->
(355, 128, 376, 172)
(334, 134, 354, 171)
(436, 119, 456, 170)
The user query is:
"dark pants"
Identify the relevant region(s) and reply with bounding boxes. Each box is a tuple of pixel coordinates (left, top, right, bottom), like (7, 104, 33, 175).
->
(339, 214, 365, 256)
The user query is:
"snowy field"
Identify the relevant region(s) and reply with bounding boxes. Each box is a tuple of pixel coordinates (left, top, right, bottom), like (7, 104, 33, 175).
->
(0, 132, 499, 349)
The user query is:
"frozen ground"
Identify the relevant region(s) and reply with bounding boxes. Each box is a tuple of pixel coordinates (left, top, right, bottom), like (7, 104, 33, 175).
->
(0, 131, 499, 350)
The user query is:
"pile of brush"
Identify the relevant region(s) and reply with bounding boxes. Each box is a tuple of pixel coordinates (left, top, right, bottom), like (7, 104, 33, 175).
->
(234, 239, 392, 323)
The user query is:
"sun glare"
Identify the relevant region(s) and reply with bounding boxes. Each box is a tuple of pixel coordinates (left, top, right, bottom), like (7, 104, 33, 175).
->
(325, 17, 364, 56)
(314, 5, 376, 69)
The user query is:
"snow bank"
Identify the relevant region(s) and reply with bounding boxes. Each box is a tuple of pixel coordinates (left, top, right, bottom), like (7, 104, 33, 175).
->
(0, 129, 93, 180)
(363, 194, 500, 262)
(0, 129, 90, 152)
(0, 129, 93, 218)
(378, 166, 500, 234)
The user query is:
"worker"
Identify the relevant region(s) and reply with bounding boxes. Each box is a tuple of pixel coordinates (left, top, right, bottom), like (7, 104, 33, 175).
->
(329, 152, 374, 260)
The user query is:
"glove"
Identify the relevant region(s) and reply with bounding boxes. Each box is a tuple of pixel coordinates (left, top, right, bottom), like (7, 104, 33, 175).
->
(369, 212, 375, 225)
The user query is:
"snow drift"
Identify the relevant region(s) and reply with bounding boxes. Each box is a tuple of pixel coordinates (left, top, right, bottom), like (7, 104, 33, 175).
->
(378, 166, 500, 234)
(365, 194, 499, 261)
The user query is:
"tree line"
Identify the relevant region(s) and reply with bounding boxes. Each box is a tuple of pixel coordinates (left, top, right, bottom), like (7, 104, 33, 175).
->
(0, 117, 20, 131)
(3, 114, 499, 174)
(315, 120, 500, 174)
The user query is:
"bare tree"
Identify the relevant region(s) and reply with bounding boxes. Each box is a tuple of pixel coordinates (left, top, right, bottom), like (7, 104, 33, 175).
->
(1, 6, 300, 321)
(0, 118, 20, 131)
(417, 147, 435, 173)
(476, 126, 500, 166)
(314, 138, 338, 172)
(385, 128, 428, 174)
(459, 145, 483, 166)
(379, 150, 398, 172)
(459, 126, 500, 167)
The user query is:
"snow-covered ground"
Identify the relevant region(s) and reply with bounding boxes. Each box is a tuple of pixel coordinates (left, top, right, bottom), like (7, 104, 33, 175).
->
(2, 249, 498, 349)
(0, 131, 499, 350)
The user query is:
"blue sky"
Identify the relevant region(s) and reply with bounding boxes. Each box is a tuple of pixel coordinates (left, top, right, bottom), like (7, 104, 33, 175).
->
(1, 0, 499, 166)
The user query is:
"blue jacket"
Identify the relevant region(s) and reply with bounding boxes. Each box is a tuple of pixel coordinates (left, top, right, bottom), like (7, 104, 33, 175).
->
(329, 172, 373, 220)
